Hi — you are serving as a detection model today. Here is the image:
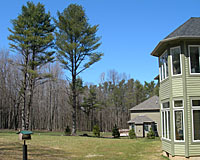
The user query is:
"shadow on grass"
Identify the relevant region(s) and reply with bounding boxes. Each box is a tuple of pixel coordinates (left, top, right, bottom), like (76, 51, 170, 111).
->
(29, 146, 70, 160)
(0, 141, 71, 160)
(0, 142, 21, 151)
(79, 133, 118, 139)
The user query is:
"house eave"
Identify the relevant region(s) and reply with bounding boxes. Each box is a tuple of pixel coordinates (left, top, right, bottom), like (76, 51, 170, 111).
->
(151, 36, 200, 57)
(130, 108, 160, 111)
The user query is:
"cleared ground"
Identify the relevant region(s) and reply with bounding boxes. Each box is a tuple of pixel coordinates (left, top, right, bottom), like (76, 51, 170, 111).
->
(0, 130, 167, 160)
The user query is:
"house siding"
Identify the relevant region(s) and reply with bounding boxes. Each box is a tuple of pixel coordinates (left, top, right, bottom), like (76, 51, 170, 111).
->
(162, 140, 172, 154)
(174, 144, 185, 156)
(160, 79, 170, 101)
(186, 77, 200, 96)
(171, 77, 183, 97)
(189, 145, 200, 156)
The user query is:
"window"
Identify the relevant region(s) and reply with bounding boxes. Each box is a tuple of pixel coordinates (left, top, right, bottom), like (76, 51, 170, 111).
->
(193, 110, 200, 140)
(171, 47, 182, 75)
(191, 99, 200, 141)
(161, 101, 171, 140)
(159, 51, 168, 81)
(189, 46, 200, 73)
(131, 124, 135, 130)
(174, 110, 184, 140)
(152, 123, 158, 136)
(173, 100, 184, 141)
(174, 100, 183, 107)
(144, 123, 149, 132)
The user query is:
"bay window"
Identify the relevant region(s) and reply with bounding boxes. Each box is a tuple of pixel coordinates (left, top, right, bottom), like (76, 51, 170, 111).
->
(159, 51, 168, 81)
(161, 101, 171, 140)
(171, 46, 182, 75)
(173, 100, 184, 141)
(189, 46, 200, 73)
(191, 99, 200, 141)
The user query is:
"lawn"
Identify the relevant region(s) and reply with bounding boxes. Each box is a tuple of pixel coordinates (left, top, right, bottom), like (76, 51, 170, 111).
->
(0, 130, 167, 160)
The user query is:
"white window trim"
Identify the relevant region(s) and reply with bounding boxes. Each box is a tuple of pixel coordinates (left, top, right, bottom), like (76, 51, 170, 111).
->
(160, 50, 168, 82)
(159, 67, 162, 82)
(161, 102, 171, 141)
(162, 65, 164, 80)
(188, 45, 200, 75)
(191, 98, 200, 142)
(173, 99, 185, 142)
(167, 110, 170, 139)
(170, 46, 182, 77)
(161, 111, 164, 138)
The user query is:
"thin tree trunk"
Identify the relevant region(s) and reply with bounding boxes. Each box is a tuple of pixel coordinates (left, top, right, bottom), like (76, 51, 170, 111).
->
(26, 78, 34, 130)
(22, 53, 29, 130)
(14, 100, 20, 130)
(49, 81, 52, 131)
(22, 72, 26, 130)
(71, 75, 77, 135)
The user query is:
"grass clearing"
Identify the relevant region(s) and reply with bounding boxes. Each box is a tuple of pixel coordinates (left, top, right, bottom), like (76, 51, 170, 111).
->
(0, 130, 166, 160)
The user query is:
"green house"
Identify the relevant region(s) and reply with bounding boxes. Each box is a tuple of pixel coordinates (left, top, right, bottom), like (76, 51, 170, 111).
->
(151, 17, 200, 159)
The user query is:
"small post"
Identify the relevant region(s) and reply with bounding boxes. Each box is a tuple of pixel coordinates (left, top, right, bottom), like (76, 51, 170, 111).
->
(23, 140, 27, 160)
(17, 131, 33, 160)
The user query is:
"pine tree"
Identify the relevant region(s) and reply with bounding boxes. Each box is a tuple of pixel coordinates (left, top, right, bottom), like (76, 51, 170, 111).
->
(82, 85, 99, 131)
(93, 124, 100, 137)
(129, 128, 136, 139)
(112, 124, 120, 138)
(8, 1, 55, 130)
(55, 4, 103, 135)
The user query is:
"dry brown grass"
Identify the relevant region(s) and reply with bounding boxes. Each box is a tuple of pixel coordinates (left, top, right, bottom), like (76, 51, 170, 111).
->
(0, 130, 167, 160)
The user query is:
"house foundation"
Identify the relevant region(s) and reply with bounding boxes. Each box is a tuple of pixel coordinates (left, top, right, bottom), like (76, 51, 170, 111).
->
(163, 151, 200, 160)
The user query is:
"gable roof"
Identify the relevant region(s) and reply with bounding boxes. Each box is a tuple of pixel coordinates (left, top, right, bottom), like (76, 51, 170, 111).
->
(127, 115, 154, 124)
(130, 95, 159, 111)
(151, 17, 200, 57)
(165, 17, 200, 39)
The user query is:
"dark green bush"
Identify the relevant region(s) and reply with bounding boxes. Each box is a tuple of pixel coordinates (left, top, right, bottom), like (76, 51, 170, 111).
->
(93, 125, 100, 137)
(129, 128, 136, 139)
(112, 124, 120, 138)
(64, 126, 71, 136)
(147, 127, 155, 139)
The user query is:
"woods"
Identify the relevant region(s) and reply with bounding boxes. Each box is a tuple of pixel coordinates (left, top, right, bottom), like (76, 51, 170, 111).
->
(0, 49, 158, 131)
(0, 2, 158, 132)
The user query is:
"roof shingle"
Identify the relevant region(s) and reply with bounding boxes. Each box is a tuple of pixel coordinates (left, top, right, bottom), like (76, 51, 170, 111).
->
(130, 95, 159, 111)
(128, 115, 154, 124)
(165, 17, 200, 39)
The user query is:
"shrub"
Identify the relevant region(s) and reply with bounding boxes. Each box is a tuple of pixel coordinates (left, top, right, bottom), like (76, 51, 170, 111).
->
(129, 128, 136, 139)
(93, 125, 100, 137)
(147, 127, 155, 139)
(64, 126, 71, 136)
(112, 124, 120, 138)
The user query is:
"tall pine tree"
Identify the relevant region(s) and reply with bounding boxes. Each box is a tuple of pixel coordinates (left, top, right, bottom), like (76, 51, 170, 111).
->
(55, 4, 103, 135)
(8, 1, 55, 130)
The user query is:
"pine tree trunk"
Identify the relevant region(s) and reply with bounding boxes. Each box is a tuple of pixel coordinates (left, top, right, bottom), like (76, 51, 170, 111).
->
(48, 81, 52, 131)
(22, 55, 29, 130)
(71, 75, 77, 135)
(22, 72, 27, 130)
(26, 78, 34, 130)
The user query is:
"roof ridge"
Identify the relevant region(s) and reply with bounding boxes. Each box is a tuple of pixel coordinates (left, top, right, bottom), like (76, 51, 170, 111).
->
(190, 17, 200, 19)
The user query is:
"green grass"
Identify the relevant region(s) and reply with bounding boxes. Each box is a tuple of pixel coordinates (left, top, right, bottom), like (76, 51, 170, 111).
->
(0, 130, 166, 160)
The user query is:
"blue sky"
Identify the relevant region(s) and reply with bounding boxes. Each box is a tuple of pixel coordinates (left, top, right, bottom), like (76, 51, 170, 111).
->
(1, 0, 200, 84)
